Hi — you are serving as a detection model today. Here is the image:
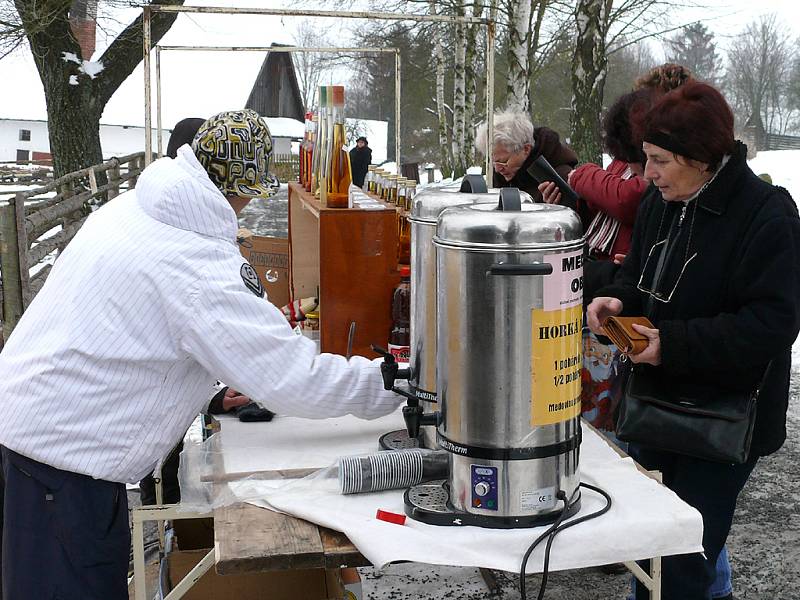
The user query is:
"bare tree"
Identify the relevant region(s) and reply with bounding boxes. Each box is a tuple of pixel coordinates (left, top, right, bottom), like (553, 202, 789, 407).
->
(292, 20, 333, 111)
(569, 0, 703, 164)
(3, 0, 183, 177)
(725, 14, 798, 135)
(570, 0, 613, 165)
(429, 0, 452, 177)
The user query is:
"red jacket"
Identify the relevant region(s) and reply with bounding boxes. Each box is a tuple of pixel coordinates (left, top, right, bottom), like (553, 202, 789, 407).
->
(571, 159, 648, 257)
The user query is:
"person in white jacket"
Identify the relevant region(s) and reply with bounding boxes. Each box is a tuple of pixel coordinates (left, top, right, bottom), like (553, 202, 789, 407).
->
(0, 109, 403, 599)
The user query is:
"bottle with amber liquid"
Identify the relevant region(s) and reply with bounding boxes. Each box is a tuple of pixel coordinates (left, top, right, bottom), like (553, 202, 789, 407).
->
(388, 265, 411, 364)
(398, 182, 414, 265)
(304, 113, 317, 192)
(326, 86, 352, 208)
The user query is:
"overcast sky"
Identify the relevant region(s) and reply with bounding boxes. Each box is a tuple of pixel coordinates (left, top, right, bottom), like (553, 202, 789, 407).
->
(1, 0, 798, 128)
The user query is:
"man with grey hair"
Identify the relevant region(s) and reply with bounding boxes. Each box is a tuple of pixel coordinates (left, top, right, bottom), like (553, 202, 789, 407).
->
(476, 110, 578, 204)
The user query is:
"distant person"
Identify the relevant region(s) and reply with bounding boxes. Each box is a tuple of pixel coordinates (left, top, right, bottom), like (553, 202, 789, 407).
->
(0, 109, 402, 599)
(349, 136, 372, 188)
(475, 110, 579, 205)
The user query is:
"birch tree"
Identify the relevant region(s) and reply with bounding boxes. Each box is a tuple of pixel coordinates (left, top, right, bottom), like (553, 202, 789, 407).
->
(451, 2, 468, 177)
(570, 0, 612, 165)
(2, 0, 183, 177)
(504, 0, 532, 112)
(429, 0, 453, 177)
(461, 0, 484, 172)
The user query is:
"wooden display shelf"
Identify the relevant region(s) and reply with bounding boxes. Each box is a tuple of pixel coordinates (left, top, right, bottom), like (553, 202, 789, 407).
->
(288, 182, 401, 358)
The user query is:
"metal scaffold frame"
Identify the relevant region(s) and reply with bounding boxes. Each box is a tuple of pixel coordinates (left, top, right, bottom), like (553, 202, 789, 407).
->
(153, 45, 402, 165)
(142, 4, 496, 183)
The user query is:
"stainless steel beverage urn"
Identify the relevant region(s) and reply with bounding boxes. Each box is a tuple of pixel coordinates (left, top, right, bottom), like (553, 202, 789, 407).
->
(428, 192, 584, 526)
(409, 188, 497, 448)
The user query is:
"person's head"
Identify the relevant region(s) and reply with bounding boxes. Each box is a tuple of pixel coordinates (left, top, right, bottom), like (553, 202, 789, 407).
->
(639, 81, 736, 202)
(602, 89, 653, 164)
(356, 136, 368, 149)
(166, 118, 206, 159)
(476, 110, 534, 181)
(192, 109, 278, 214)
(634, 63, 694, 95)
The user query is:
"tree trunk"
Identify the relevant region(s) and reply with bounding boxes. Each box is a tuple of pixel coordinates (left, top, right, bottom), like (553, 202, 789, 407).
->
(505, 0, 532, 113)
(461, 4, 481, 171)
(14, 0, 184, 178)
(452, 3, 467, 178)
(429, 0, 453, 179)
(570, 0, 612, 165)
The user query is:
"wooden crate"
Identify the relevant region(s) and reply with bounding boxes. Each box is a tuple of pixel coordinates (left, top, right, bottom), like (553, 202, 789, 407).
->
(288, 182, 400, 358)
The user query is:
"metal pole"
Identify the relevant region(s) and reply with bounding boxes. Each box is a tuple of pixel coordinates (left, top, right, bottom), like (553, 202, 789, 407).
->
(485, 17, 495, 187)
(143, 7, 152, 166)
(149, 5, 489, 25)
(159, 45, 398, 53)
(395, 50, 401, 172)
(156, 45, 163, 158)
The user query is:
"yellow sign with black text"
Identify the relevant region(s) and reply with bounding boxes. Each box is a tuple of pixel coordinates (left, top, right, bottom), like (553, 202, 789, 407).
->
(531, 305, 583, 426)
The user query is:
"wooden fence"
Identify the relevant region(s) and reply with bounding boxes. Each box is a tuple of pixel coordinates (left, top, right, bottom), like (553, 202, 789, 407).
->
(0, 152, 148, 342)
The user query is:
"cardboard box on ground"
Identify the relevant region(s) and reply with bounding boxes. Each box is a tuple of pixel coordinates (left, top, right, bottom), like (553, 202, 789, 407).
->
(168, 519, 362, 600)
(237, 229, 290, 309)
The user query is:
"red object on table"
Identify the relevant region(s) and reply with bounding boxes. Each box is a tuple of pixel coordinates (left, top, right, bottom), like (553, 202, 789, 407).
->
(376, 509, 406, 526)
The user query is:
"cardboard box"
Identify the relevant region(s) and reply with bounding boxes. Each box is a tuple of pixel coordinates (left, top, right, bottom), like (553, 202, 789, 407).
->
(238, 234, 290, 309)
(168, 550, 345, 600)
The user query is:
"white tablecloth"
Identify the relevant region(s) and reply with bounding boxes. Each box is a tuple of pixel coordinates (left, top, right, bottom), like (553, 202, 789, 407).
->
(215, 411, 704, 573)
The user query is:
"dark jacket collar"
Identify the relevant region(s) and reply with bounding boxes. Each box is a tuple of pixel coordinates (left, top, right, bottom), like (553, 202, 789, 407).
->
(694, 141, 751, 216)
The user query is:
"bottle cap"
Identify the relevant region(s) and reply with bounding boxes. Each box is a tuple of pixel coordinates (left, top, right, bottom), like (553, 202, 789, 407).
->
(399, 265, 411, 278)
(331, 85, 345, 106)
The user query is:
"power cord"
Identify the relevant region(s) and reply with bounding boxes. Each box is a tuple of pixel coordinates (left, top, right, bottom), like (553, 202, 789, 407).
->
(519, 482, 612, 600)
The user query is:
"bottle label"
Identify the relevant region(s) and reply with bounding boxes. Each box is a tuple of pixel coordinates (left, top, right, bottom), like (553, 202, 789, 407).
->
(388, 344, 410, 364)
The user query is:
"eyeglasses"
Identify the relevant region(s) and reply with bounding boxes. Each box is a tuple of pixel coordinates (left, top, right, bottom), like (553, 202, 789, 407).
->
(492, 149, 522, 168)
(636, 239, 697, 304)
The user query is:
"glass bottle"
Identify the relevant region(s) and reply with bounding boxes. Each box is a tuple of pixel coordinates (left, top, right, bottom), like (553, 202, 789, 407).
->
(304, 113, 316, 192)
(311, 87, 328, 198)
(388, 265, 411, 364)
(365, 165, 376, 193)
(375, 170, 384, 199)
(326, 86, 352, 208)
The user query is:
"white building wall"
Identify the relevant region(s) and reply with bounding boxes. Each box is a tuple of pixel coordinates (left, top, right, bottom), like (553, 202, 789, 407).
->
(0, 119, 169, 162)
(1, 118, 299, 162)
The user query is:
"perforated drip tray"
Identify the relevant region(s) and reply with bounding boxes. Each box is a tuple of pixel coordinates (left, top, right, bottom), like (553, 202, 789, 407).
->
(403, 480, 581, 529)
(379, 429, 421, 450)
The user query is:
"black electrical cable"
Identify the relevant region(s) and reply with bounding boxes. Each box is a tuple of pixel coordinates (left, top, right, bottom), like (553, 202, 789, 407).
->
(519, 482, 613, 600)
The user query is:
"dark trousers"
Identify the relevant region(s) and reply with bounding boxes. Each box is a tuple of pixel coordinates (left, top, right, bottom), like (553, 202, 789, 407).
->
(630, 444, 757, 600)
(1, 447, 129, 600)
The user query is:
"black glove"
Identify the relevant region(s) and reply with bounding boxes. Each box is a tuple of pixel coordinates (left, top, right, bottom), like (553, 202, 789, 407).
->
(234, 402, 276, 422)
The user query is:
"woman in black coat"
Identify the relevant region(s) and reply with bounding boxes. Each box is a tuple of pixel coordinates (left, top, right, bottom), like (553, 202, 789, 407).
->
(587, 81, 800, 599)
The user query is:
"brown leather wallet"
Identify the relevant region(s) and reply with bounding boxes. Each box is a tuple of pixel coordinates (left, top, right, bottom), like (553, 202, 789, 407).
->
(602, 316, 655, 354)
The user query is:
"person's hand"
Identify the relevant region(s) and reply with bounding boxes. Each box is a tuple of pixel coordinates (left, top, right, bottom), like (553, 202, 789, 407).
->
(538, 181, 561, 204)
(613, 253, 626, 265)
(222, 388, 250, 412)
(586, 297, 623, 334)
(567, 169, 576, 186)
(629, 324, 661, 366)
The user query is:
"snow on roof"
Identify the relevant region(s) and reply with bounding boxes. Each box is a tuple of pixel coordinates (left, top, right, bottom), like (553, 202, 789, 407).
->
(264, 117, 304, 139)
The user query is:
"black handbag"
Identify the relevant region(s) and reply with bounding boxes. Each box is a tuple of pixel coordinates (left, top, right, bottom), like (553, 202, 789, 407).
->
(615, 365, 767, 464)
